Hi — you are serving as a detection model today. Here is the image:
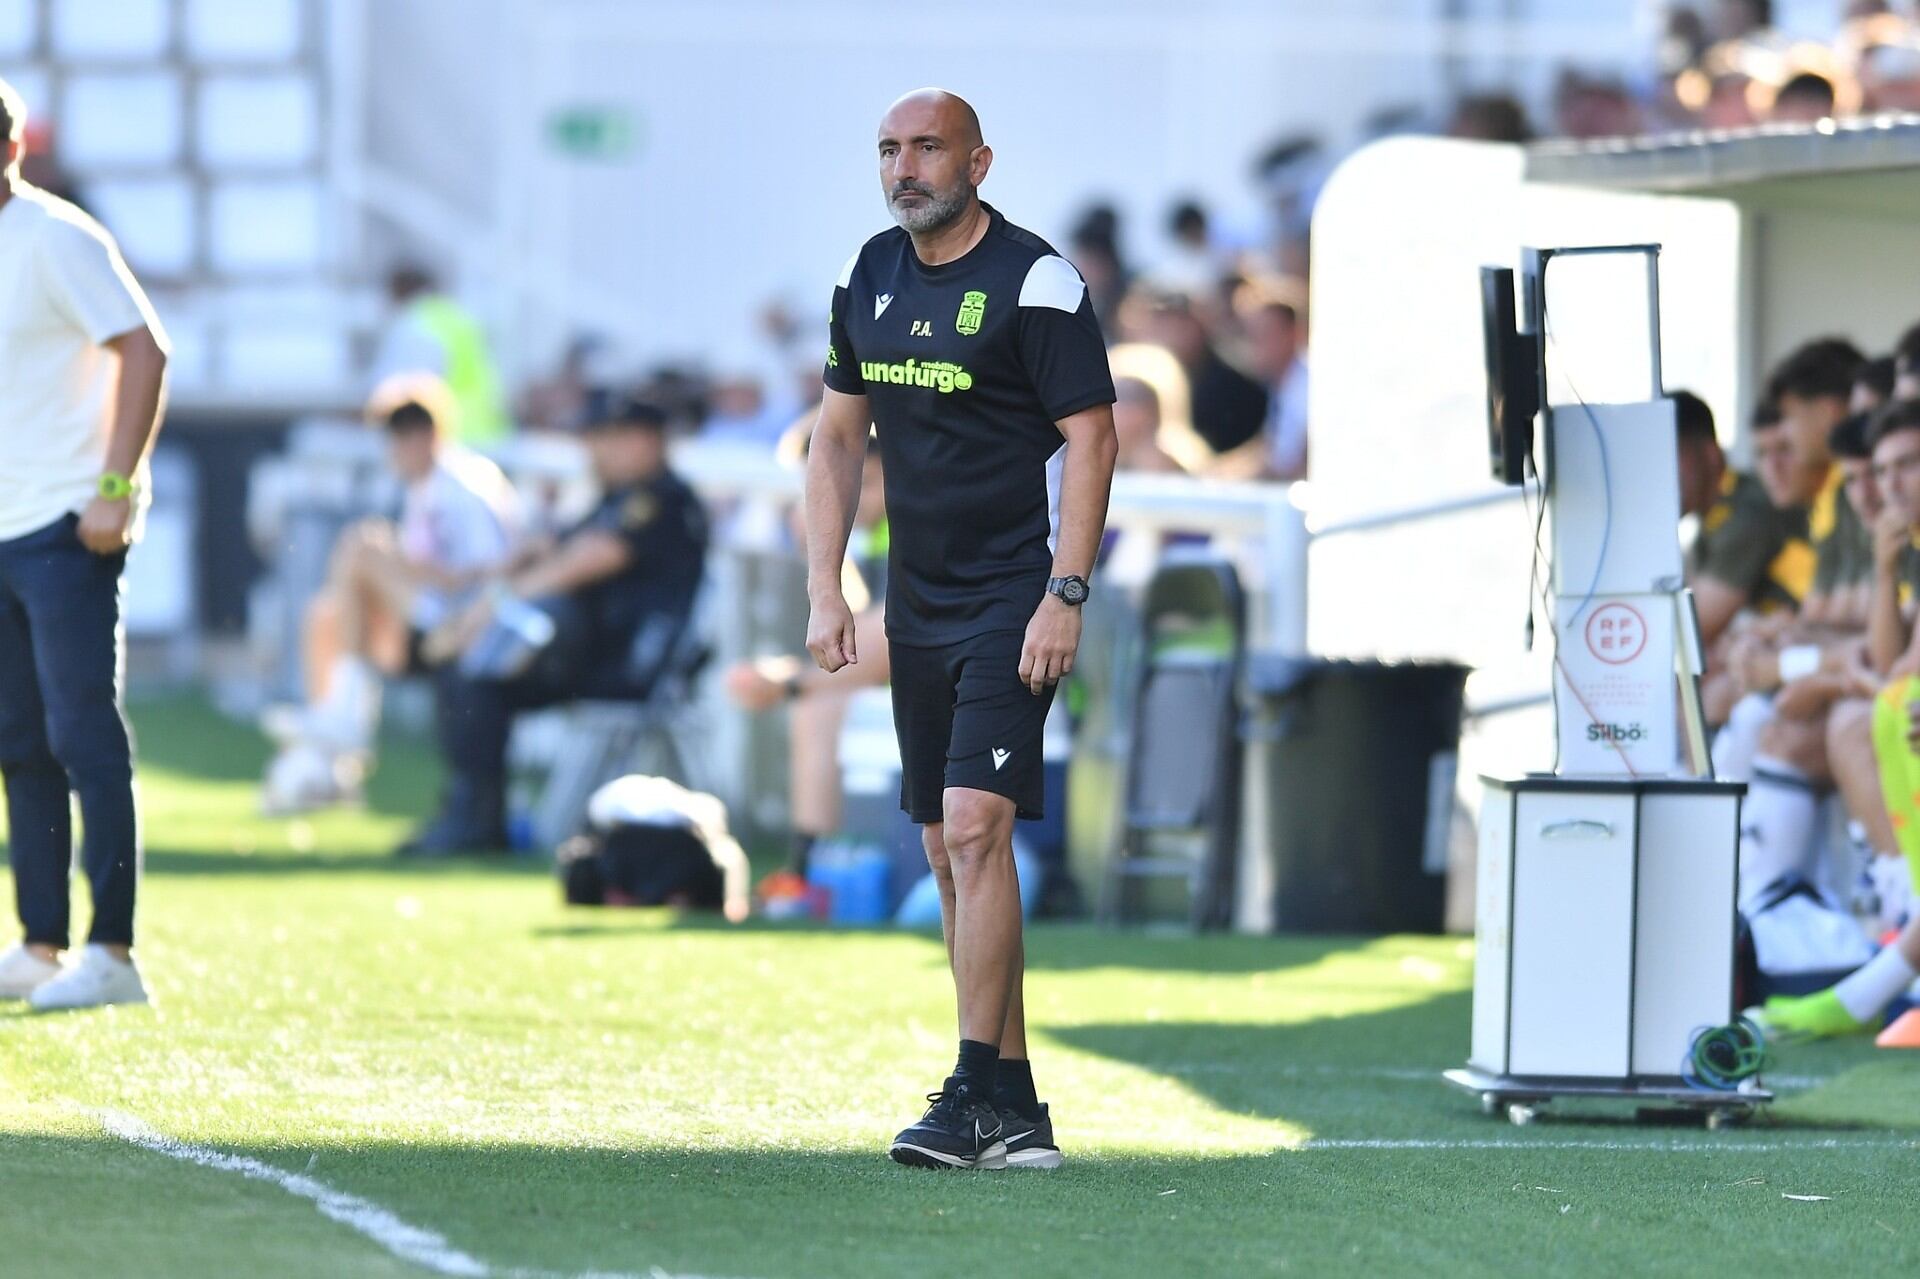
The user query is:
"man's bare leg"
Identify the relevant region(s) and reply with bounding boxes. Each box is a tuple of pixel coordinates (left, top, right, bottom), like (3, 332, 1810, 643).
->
(935, 787, 1023, 1047)
(922, 818, 1027, 1060)
(788, 691, 853, 838)
(1828, 698, 1899, 857)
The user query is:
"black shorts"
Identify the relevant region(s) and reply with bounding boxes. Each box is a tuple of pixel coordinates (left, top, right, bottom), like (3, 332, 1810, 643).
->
(890, 628, 1056, 825)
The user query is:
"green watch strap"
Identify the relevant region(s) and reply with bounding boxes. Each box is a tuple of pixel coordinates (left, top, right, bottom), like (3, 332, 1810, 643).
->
(98, 472, 135, 501)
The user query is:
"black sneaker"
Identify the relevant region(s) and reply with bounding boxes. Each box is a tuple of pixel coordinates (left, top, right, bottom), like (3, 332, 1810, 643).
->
(996, 1101, 1063, 1170)
(888, 1079, 1007, 1170)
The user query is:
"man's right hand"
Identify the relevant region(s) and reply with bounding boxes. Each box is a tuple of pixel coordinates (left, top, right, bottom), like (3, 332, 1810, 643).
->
(1875, 508, 1911, 576)
(806, 592, 858, 673)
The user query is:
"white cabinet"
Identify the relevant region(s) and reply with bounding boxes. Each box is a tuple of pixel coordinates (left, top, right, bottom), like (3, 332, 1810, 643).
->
(1471, 776, 1741, 1082)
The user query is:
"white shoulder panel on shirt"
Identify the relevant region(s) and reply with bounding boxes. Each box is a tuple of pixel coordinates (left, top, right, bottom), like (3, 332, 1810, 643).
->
(1018, 254, 1086, 312)
(837, 249, 860, 290)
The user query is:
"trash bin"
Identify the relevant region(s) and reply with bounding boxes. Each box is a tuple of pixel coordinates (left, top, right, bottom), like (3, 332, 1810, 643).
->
(1240, 656, 1468, 934)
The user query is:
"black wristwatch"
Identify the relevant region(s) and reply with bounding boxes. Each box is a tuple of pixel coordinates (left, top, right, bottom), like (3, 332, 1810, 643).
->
(1047, 575, 1090, 606)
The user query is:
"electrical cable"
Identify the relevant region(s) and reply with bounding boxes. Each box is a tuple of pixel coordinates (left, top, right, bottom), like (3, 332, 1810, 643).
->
(1534, 263, 1639, 775)
(1681, 1018, 1768, 1091)
(1539, 283, 1614, 629)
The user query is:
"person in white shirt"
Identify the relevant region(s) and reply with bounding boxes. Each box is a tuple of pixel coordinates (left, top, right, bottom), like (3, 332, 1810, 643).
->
(0, 79, 171, 1011)
(261, 374, 519, 814)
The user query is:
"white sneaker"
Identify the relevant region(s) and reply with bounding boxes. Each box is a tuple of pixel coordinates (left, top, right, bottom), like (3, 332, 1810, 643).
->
(28, 945, 149, 1012)
(260, 740, 364, 816)
(0, 944, 62, 999)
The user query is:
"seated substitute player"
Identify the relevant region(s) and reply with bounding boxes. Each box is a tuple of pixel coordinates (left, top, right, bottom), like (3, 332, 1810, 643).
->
(806, 89, 1119, 1170)
(1675, 389, 1796, 651)
(1719, 348, 1883, 902)
(405, 397, 709, 855)
(1759, 398, 1920, 1038)
(1709, 343, 1865, 782)
(260, 374, 519, 814)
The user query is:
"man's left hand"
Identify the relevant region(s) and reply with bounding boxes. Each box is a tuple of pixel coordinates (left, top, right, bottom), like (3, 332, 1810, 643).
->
(1019, 593, 1082, 696)
(76, 496, 132, 555)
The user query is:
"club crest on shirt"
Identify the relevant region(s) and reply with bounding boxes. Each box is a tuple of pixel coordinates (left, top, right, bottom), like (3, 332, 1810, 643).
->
(956, 290, 987, 335)
(621, 492, 659, 529)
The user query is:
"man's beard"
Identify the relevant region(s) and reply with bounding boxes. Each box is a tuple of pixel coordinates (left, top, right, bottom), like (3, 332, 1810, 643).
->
(888, 180, 973, 234)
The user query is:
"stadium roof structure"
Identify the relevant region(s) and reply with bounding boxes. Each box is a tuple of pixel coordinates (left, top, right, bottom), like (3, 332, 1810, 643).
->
(1524, 112, 1920, 213)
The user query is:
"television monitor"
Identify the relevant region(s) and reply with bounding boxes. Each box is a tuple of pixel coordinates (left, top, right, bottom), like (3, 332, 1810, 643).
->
(1481, 265, 1539, 486)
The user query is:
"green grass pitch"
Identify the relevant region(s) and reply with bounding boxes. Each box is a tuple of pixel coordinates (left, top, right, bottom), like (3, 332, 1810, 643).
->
(0, 697, 1916, 1277)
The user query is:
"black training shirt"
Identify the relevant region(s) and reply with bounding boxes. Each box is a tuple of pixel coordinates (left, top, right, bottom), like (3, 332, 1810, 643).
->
(564, 467, 709, 660)
(822, 202, 1115, 645)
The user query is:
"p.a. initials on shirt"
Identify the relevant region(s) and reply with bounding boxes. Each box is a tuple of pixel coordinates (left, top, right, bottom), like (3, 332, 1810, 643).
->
(822, 203, 1115, 646)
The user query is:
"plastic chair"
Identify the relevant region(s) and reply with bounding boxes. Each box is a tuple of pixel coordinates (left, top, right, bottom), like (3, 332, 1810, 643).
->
(1100, 551, 1245, 928)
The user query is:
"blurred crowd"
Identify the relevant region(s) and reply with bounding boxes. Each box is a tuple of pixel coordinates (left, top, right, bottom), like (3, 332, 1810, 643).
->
(504, 195, 1311, 491)
(1452, 0, 1920, 144)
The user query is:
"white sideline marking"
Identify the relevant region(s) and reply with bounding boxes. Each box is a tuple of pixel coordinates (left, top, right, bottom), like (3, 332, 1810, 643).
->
(100, 1109, 491, 1276)
(98, 1110, 735, 1279)
(1303, 1137, 1916, 1153)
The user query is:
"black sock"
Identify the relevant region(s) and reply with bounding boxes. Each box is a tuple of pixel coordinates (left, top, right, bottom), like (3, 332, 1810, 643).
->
(995, 1057, 1039, 1119)
(788, 832, 817, 875)
(951, 1038, 999, 1098)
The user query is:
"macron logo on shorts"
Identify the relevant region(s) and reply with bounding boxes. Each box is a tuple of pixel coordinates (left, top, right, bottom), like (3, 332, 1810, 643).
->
(992, 748, 1010, 771)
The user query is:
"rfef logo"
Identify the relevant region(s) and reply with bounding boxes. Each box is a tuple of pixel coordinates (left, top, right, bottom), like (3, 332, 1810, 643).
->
(1584, 602, 1647, 665)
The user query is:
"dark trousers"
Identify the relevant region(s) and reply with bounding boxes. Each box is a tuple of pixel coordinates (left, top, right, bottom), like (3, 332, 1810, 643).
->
(433, 598, 669, 829)
(0, 514, 138, 948)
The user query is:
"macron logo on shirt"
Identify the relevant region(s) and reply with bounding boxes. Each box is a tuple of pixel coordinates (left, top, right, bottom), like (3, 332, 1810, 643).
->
(874, 293, 894, 320)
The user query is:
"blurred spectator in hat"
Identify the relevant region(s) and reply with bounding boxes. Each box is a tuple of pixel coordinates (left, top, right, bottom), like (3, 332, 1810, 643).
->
(407, 395, 708, 856)
(374, 263, 514, 447)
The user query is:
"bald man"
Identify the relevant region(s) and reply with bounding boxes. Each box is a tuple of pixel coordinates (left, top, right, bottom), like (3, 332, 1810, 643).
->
(806, 90, 1118, 1171)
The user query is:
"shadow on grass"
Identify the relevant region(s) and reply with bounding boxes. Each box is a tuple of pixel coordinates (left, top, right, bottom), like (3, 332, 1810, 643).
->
(143, 848, 551, 879)
(9, 1118, 1919, 1279)
(655, 911, 1416, 976)
(1054, 991, 1920, 1137)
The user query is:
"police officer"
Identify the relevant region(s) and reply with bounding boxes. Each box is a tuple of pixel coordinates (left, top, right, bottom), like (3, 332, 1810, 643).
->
(406, 397, 708, 854)
(0, 78, 171, 1010)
